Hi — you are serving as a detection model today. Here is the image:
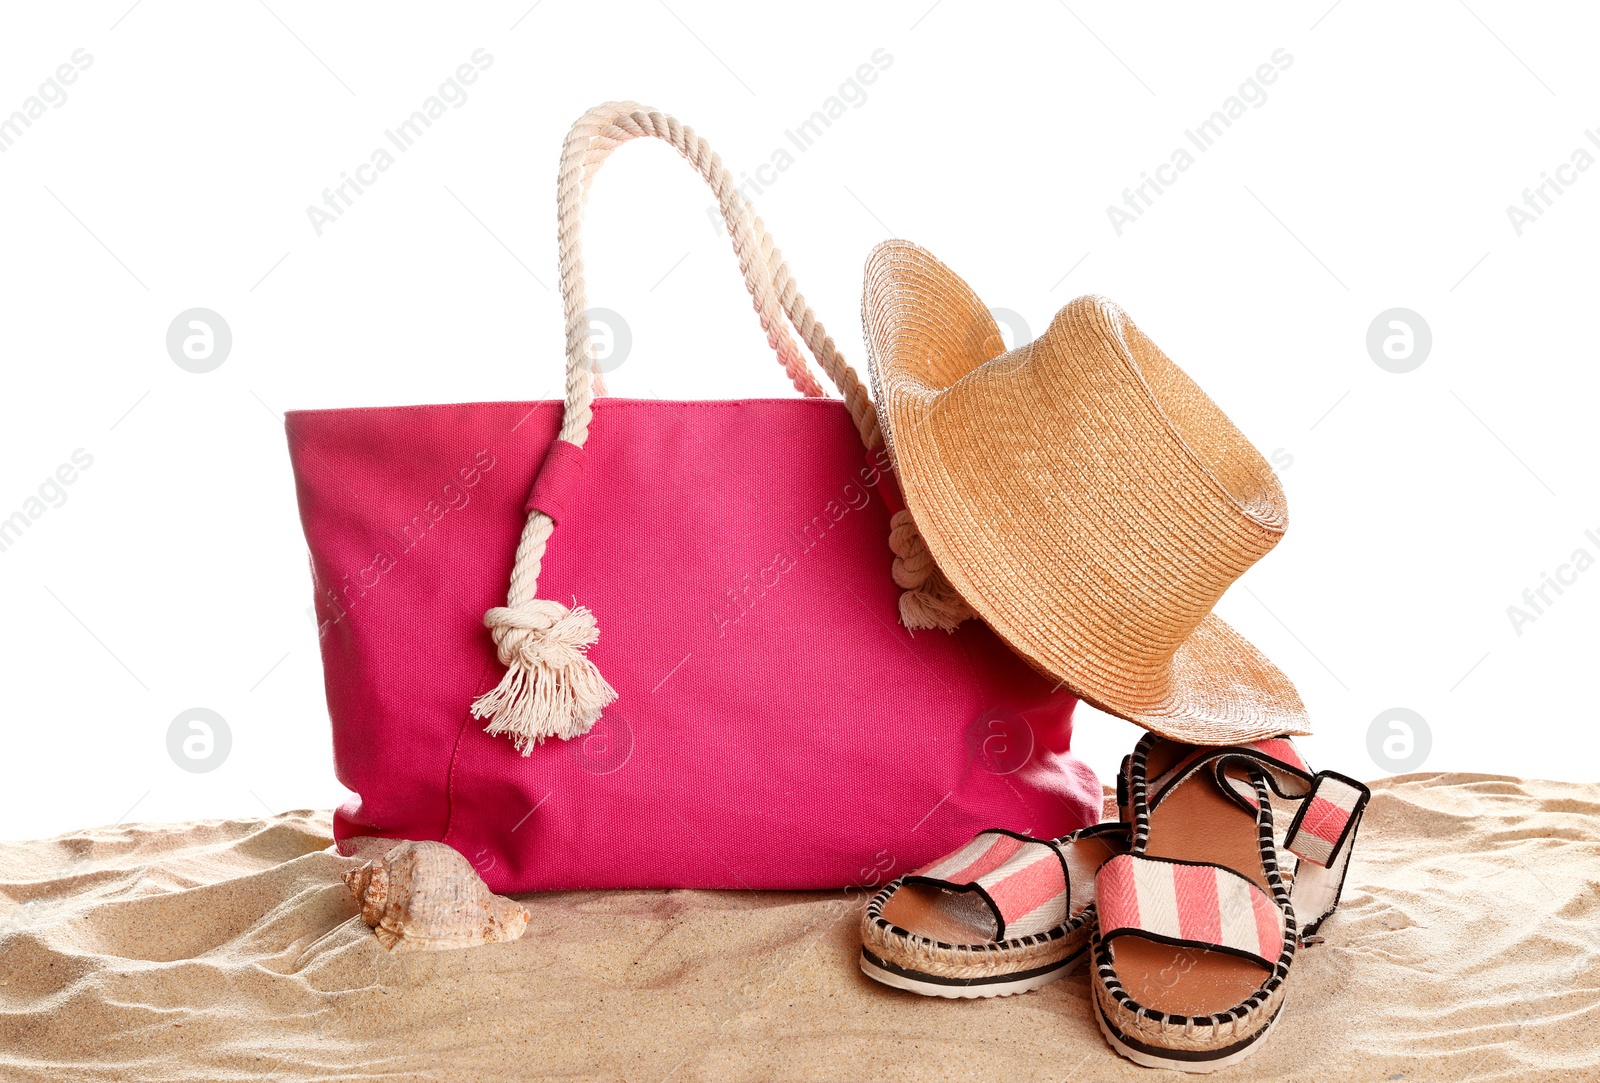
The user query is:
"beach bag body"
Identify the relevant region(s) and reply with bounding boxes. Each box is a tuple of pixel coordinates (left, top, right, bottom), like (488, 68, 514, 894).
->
(286, 103, 1100, 892)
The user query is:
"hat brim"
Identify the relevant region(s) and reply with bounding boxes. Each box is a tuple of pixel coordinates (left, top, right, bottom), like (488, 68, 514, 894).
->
(909, 477, 1311, 745)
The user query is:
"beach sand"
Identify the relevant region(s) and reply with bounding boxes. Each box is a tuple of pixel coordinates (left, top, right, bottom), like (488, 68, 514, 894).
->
(1, 773, 1596, 1081)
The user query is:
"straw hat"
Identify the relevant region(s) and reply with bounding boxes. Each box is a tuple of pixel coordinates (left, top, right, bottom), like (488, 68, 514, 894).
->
(862, 240, 1308, 744)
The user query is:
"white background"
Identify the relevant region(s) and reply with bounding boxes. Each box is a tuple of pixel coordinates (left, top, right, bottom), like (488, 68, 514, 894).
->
(1, 1, 1595, 841)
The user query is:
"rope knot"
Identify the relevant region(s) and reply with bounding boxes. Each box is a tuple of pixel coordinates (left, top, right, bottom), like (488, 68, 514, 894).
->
(472, 598, 617, 752)
(888, 509, 975, 632)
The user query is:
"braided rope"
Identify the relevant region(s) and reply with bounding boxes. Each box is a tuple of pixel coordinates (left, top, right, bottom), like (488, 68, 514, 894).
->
(566, 113, 815, 401)
(764, 213, 882, 448)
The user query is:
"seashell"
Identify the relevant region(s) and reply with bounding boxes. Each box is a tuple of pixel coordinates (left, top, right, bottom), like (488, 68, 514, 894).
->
(342, 840, 529, 952)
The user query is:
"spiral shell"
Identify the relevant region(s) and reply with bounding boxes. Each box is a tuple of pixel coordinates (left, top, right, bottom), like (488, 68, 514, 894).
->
(343, 840, 529, 952)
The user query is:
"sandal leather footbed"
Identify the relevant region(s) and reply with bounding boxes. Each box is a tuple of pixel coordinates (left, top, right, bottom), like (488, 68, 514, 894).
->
(880, 831, 1125, 947)
(880, 884, 998, 943)
(1112, 742, 1274, 1017)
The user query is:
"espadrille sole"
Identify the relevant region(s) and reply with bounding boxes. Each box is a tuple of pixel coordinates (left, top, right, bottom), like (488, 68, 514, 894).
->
(1093, 996, 1283, 1073)
(859, 944, 1084, 998)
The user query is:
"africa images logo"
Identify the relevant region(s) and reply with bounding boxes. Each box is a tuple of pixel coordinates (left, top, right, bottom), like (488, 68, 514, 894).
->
(0, 49, 92, 155)
(304, 49, 493, 236)
(1504, 529, 1600, 637)
(1504, 129, 1600, 236)
(1105, 48, 1293, 236)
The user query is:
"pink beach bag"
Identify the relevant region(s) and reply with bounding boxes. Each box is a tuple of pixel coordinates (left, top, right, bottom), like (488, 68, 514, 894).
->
(286, 102, 1100, 892)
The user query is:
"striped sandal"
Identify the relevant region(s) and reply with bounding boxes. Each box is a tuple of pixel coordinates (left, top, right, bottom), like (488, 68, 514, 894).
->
(859, 822, 1130, 998)
(1091, 734, 1369, 1072)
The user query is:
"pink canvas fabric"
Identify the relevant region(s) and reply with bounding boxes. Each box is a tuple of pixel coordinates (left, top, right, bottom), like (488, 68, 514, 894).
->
(286, 396, 1101, 892)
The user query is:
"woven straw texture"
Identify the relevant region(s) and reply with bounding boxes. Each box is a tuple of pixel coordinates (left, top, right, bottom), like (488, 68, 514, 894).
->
(861, 841, 1096, 983)
(862, 239, 1308, 744)
(860, 903, 1088, 982)
(1091, 950, 1290, 1055)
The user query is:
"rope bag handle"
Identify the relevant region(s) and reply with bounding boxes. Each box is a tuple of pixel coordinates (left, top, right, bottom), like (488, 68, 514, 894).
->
(472, 102, 969, 752)
(573, 110, 818, 403)
(558, 102, 881, 446)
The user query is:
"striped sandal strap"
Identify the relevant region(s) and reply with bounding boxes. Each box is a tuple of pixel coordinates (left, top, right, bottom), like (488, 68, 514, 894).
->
(1282, 771, 1371, 936)
(1284, 771, 1369, 867)
(1095, 852, 1288, 971)
(904, 829, 1070, 940)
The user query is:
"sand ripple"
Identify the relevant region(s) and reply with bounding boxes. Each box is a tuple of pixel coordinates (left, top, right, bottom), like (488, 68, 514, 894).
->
(1, 777, 1596, 1081)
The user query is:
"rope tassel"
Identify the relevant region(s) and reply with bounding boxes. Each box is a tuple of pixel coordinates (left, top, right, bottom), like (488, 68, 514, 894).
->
(472, 598, 617, 753)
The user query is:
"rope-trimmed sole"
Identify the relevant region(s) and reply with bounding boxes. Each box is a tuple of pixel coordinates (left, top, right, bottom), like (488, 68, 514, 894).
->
(1094, 994, 1283, 1073)
(859, 945, 1083, 999)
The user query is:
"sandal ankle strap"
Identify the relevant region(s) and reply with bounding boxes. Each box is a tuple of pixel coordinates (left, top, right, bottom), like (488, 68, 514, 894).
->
(1283, 771, 1370, 936)
(1125, 734, 1371, 937)
(1284, 771, 1369, 868)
